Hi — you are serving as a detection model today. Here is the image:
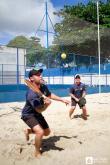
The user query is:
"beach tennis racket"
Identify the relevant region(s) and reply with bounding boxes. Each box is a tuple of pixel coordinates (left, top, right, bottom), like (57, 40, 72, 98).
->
(25, 79, 45, 97)
(24, 79, 51, 113)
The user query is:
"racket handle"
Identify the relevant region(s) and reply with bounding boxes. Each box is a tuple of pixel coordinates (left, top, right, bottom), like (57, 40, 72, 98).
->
(42, 94, 47, 98)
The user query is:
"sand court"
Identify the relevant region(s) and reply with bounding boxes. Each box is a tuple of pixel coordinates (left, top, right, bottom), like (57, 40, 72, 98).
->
(0, 93, 110, 165)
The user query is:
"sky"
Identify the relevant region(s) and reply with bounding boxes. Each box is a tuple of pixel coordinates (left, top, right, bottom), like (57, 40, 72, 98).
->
(0, 0, 89, 47)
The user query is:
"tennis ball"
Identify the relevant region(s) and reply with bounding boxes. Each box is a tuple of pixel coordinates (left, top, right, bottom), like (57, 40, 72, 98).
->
(61, 53, 66, 59)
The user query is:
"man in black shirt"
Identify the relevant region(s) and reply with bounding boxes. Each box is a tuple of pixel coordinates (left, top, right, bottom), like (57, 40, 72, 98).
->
(21, 67, 69, 157)
(69, 75, 88, 120)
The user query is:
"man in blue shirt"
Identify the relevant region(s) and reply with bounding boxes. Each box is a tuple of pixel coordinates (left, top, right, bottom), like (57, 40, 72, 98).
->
(21, 67, 69, 157)
(69, 75, 88, 120)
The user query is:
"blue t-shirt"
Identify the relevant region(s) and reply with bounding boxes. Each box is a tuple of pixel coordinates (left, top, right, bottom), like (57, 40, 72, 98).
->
(22, 84, 51, 117)
(70, 83, 86, 99)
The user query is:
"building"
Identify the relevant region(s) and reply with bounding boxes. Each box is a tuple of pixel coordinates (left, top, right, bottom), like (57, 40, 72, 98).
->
(0, 46, 26, 84)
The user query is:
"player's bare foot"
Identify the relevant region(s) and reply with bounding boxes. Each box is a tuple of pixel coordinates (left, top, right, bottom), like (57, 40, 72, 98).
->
(81, 114, 87, 120)
(24, 129, 29, 141)
(69, 109, 75, 119)
(70, 116, 74, 120)
(69, 113, 74, 119)
(34, 151, 42, 158)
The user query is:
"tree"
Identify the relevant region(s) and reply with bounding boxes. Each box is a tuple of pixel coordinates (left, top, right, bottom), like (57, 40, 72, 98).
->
(7, 35, 46, 65)
(7, 36, 30, 48)
(53, 1, 110, 58)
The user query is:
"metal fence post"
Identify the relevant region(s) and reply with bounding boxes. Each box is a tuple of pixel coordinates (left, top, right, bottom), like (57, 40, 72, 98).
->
(16, 48, 19, 85)
(106, 74, 107, 86)
(90, 74, 92, 86)
(2, 64, 3, 84)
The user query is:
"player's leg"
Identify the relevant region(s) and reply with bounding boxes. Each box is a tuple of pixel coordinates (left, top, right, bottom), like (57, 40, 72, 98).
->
(32, 124, 44, 157)
(69, 106, 76, 119)
(69, 99, 77, 119)
(24, 128, 33, 141)
(81, 105, 88, 120)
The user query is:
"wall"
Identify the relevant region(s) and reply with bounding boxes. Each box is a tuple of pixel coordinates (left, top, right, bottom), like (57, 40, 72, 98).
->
(0, 46, 26, 84)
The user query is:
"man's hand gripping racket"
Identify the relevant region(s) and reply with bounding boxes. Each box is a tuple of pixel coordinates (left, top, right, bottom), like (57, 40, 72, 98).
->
(24, 79, 51, 113)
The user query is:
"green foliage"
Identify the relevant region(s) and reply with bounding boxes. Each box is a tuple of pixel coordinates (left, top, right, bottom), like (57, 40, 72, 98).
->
(7, 1, 110, 66)
(63, 1, 110, 27)
(7, 35, 46, 65)
(7, 36, 29, 48)
(53, 1, 110, 58)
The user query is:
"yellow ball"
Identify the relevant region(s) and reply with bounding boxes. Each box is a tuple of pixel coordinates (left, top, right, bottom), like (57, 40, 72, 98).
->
(61, 53, 66, 59)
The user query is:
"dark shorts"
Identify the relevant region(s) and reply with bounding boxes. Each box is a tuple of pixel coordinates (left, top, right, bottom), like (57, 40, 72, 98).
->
(71, 98, 86, 108)
(21, 113, 49, 130)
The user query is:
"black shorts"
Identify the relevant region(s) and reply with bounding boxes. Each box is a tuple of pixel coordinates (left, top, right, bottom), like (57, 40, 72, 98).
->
(21, 113, 49, 130)
(71, 98, 86, 108)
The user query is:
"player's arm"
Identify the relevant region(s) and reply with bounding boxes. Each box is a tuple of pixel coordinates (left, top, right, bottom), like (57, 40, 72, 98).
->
(82, 91, 86, 98)
(69, 93, 79, 102)
(82, 84, 86, 98)
(27, 93, 50, 113)
(69, 87, 79, 102)
(42, 84, 69, 104)
(49, 93, 70, 105)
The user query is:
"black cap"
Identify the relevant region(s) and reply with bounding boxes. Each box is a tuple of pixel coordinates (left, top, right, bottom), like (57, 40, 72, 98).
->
(28, 68, 43, 78)
(75, 74, 80, 79)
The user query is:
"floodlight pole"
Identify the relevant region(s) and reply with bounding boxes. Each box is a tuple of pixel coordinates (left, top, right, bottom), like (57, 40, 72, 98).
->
(97, 0, 101, 93)
(45, 1, 49, 49)
(45, 1, 50, 84)
(35, 1, 55, 84)
(16, 48, 19, 85)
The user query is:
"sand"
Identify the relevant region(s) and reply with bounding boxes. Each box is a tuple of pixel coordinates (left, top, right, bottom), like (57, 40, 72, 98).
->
(0, 93, 110, 165)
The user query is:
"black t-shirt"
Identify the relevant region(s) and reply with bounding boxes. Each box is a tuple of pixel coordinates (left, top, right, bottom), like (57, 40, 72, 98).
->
(70, 82, 86, 99)
(21, 84, 51, 117)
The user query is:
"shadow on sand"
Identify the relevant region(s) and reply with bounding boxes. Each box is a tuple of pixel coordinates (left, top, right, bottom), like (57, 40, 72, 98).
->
(42, 135, 72, 152)
(73, 114, 89, 120)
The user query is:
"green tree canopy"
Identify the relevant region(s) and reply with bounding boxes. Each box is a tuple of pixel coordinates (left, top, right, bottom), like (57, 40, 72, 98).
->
(53, 1, 110, 58)
(7, 35, 47, 65)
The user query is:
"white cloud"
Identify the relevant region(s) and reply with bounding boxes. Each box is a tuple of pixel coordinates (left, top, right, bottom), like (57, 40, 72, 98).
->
(0, 0, 60, 47)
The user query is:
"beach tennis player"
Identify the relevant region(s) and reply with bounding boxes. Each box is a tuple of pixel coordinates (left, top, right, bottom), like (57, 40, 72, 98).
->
(21, 67, 69, 157)
(69, 75, 88, 120)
